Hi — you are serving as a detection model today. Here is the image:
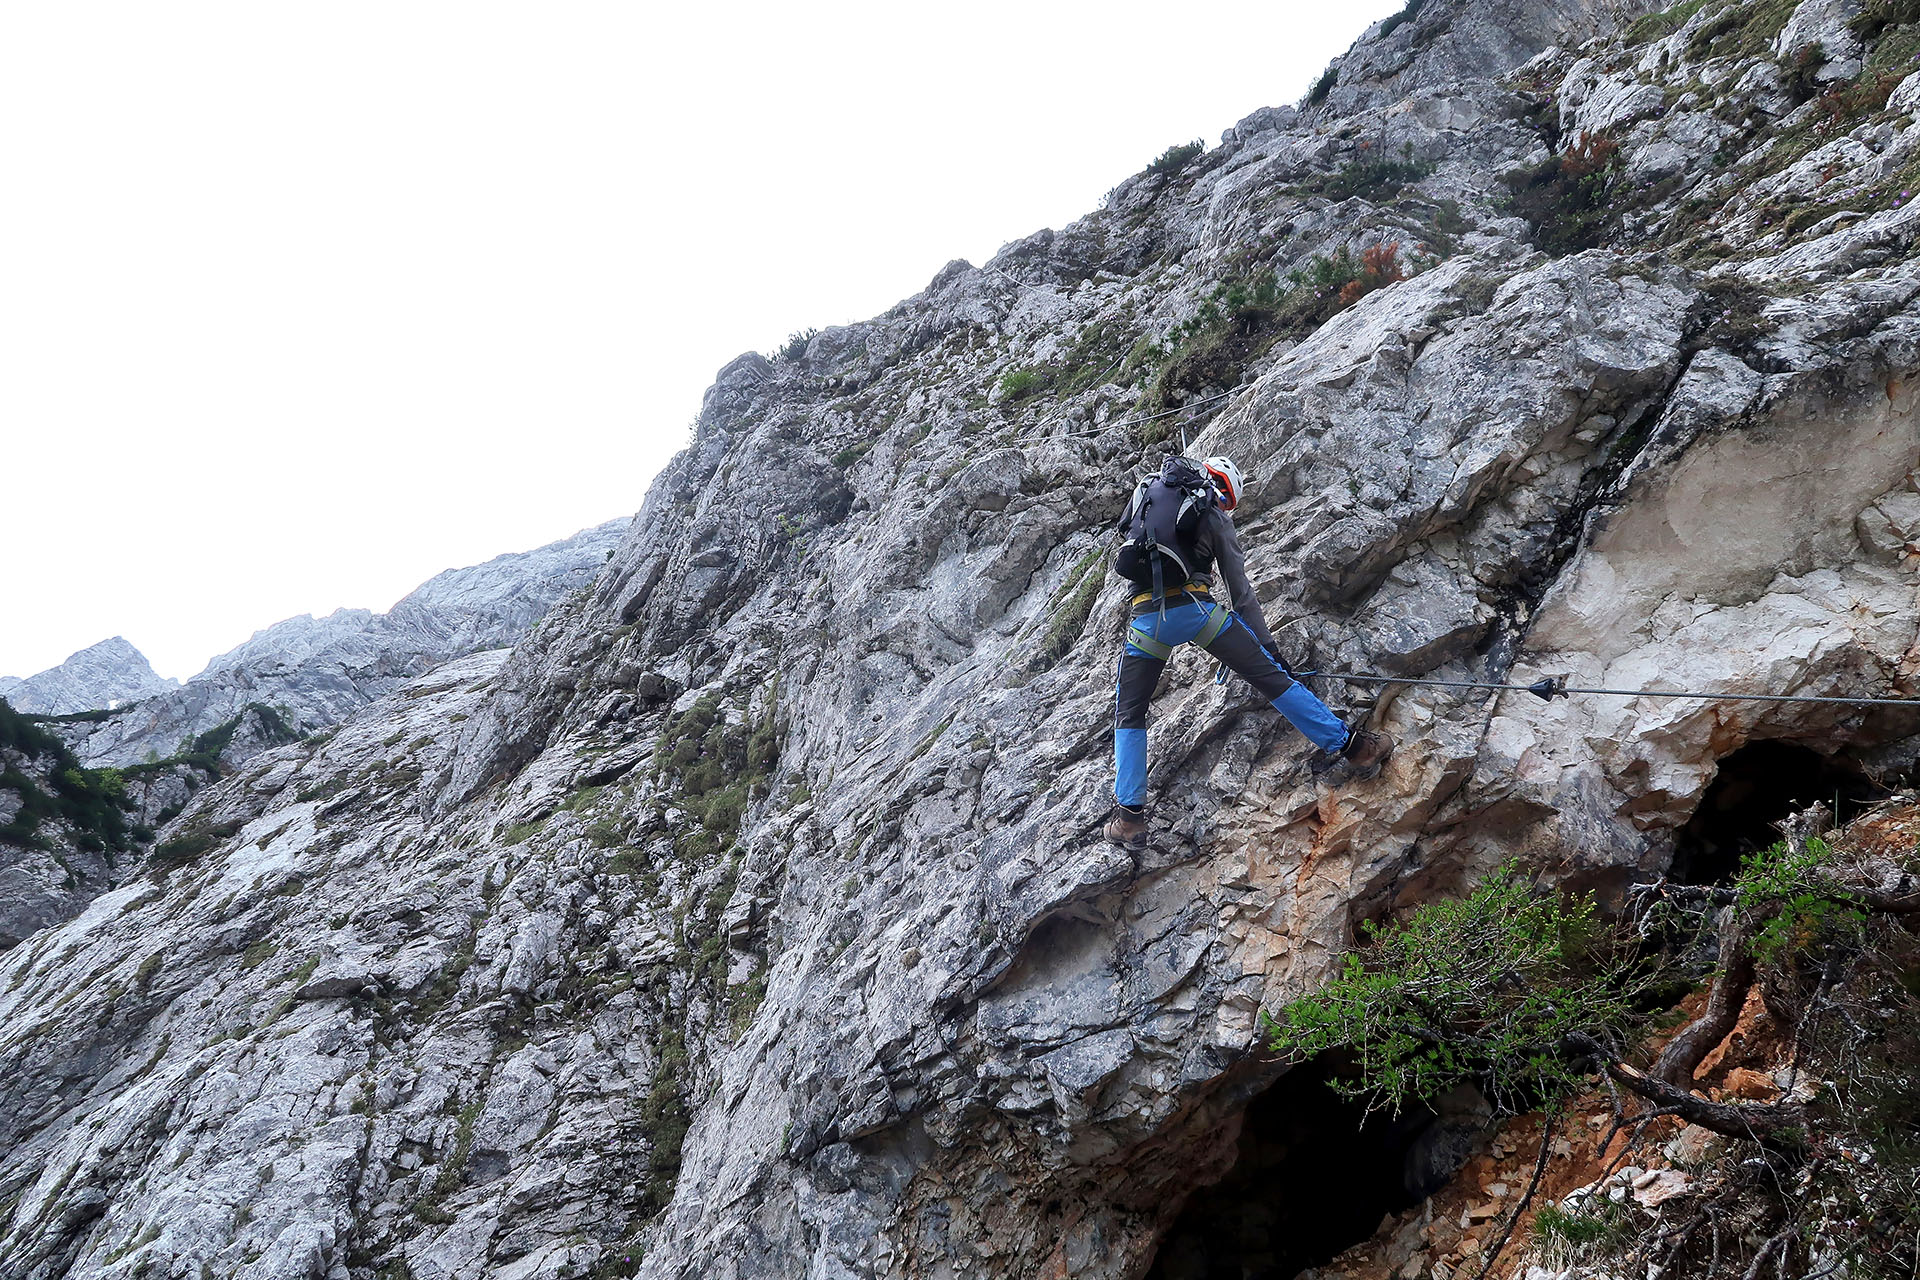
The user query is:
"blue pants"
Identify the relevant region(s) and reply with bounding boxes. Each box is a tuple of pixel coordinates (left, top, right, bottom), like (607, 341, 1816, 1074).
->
(1113, 600, 1350, 807)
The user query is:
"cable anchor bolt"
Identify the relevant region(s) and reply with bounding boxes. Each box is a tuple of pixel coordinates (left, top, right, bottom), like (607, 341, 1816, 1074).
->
(1527, 675, 1567, 702)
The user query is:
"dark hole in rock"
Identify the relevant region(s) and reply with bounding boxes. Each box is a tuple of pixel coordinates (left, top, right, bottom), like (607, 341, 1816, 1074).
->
(1147, 1059, 1489, 1280)
(1670, 740, 1885, 885)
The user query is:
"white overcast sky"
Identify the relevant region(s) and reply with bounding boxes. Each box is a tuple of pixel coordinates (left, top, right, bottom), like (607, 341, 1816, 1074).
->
(2, 1, 1399, 683)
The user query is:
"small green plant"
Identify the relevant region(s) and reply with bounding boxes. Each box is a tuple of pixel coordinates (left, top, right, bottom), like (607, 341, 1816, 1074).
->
(1531, 1201, 1636, 1264)
(1623, 0, 1709, 44)
(1035, 550, 1107, 670)
(148, 832, 219, 873)
(652, 688, 779, 857)
(430, 1100, 482, 1196)
(1306, 66, 1338, 106)
(1376, 0, 1427, 38)
(776, 327, 819, 362)
(1735, 836, 1867, 965)
(500, 818, 544, 846)
(728, 973, 768, 1038)
(1311, 144, 1432, 202)
(604, 850, 647, 876)
(1854, 0, 1920, 39)
(639, 1030, 691, 1211)
(1145, 140, 1204, 176)
(996, 367, 1048, 402)
(1688, 0, 1800, 58)
(831, 440, 873, 468)
(1145, 241, 1429, 414)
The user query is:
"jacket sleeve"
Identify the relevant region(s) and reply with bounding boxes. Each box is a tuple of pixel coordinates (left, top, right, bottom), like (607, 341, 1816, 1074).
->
(1211, 509, 1281, 655)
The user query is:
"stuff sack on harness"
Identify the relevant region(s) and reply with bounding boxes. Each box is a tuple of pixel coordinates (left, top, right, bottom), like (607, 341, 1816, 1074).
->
(1114, 455, 1212, 597)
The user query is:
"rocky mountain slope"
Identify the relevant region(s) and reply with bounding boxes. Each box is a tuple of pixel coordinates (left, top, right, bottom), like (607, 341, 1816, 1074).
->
(0, 521, 629, 953)
(0, 638, 178, 716)
(47, 518, 629, 770)
(2, 0, 1919, 1277)
(0, 699, 202, 949)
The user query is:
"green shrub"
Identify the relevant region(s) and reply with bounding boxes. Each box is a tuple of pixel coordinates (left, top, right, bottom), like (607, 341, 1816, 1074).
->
(1503, 130, 1625, 255)
(1688, 0, 1799, 58)
(830, 440, 873, 468)
(1306, 66, 1338, 106)
(124, 703, 297, 782)
(1147, 242, 1423, 413)
(1376, 0, 1427, 38)
(1855, 0, 1920, 39)
(652, 689, 779, 860)
(639, 1030, 690, 1210)
(997, 367, 1049, 401)
(1146, 268, 1285, 411)
(1623, 0, 1708, 43)
(1145, 140, 1204, 176)
(1035, 550, 1107, 670)
(23, 706, 124, 725)
(1310, 145, 1433, 202)
(500, 819, 544, 846)
(728, 973, 767, 1038)
(776, 327, 819, 362)
(291, 777, 348, 806)
(698, 782, 749, 841)
(0, 698, 68, 756)
(560, 785, 604, 814)
(1263, 865, 1642, 1115)
(1735, 835, 1867, 965)
(0, 701, 135, 854)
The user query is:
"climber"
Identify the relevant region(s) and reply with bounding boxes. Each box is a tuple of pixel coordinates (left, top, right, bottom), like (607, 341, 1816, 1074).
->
(1105, 454, 1393, 847)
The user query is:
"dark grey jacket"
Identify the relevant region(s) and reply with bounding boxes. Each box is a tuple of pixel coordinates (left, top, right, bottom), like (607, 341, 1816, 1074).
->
(1184, 506, 1279, 655)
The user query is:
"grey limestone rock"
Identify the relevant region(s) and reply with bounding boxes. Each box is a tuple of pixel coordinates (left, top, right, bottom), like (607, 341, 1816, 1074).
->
(5, 2, 1920, 1278)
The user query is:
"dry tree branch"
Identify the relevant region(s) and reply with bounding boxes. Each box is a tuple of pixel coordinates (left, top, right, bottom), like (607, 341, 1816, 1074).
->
(1564, 1033, 1807, 1143)
(1474, 1111, 1558, 1280)
(1651, 904, 1758, 1089)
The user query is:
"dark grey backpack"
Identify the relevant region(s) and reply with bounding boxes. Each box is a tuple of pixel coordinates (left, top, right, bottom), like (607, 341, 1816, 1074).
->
(1115, 455, 1212, 615)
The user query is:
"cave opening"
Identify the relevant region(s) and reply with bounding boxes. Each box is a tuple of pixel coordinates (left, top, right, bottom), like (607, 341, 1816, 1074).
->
(1146, 1058, 1480, 1280)
(1669, 739, 1886, 884)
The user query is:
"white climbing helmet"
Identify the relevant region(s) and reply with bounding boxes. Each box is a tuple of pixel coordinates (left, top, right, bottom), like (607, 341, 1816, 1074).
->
(1204, 455, 1245, 510)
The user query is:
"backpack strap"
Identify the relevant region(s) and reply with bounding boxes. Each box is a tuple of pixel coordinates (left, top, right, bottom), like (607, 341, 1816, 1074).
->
(1150, 543, 1166, 624)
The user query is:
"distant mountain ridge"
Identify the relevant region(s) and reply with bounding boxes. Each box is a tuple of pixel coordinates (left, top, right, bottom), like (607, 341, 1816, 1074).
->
(13, 517, 630, 768)
(0, 637, 177, 715)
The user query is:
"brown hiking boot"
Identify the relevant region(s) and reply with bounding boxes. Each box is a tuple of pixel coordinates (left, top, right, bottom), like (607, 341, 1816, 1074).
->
(1341, 729, 1395, 780)
(1104, 806, 1149, 847)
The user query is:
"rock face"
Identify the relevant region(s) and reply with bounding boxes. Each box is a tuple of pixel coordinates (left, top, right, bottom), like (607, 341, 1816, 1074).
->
(3, 1, 1920, 1278)
(0, 701, 201, 949)
(0, 521, 628, 955)
(55, 518, 630, 769)
(0, 637, 177, 715)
